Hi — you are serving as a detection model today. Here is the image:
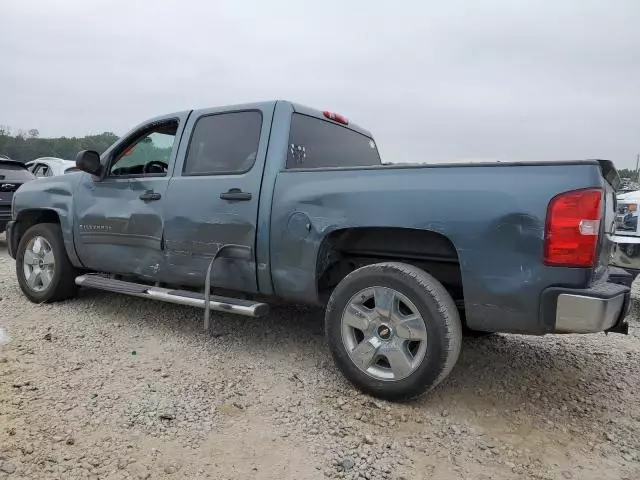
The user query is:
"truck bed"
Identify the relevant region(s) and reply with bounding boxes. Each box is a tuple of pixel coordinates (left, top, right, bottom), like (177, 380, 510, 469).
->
(269, 159, 615, 333)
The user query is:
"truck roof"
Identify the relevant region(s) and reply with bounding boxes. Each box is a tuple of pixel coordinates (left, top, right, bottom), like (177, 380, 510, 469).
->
(161, 101, 374, 139)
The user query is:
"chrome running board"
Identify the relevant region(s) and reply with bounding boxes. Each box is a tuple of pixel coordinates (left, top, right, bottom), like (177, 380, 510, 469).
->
(75, 274, 269, 318)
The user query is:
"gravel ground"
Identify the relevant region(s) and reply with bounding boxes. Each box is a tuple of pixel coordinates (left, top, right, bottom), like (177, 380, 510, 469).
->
(1, 233, 639, 480)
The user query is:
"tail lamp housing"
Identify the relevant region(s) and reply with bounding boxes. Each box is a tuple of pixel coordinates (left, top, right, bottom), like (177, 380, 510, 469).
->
(544, 188, 603, 267)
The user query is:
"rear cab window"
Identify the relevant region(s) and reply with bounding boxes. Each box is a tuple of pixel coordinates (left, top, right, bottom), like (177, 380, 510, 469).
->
(286, 113, 381, 169)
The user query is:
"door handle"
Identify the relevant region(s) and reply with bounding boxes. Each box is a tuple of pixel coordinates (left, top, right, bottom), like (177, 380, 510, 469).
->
(220, 188, 252, 201)
(139, 191, 162, 201)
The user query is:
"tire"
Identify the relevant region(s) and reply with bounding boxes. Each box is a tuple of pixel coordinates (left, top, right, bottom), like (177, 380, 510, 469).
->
(325, 262, 462, 400)
(16, 223, 78, 303)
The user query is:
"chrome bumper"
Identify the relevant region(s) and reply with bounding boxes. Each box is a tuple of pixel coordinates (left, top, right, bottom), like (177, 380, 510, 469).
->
(610, 239, 640, 277)
(555, 292, 626, 333)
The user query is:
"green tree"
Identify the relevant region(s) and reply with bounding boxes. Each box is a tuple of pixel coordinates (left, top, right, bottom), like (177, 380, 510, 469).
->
(0, 128, 118, 162)
(618, 168, 634, 179)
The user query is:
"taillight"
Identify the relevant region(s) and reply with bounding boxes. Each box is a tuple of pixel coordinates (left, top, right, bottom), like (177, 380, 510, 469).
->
(323, 111, 349, 125)
(544, 188, 603, 267)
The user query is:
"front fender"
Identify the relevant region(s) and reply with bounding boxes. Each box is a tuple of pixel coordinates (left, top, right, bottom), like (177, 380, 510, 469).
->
(13, 173, 83, 267)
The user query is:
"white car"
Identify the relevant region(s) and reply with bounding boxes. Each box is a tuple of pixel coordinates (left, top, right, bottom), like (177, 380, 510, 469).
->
(25, 157, 78, 177)
(610, 190, 640, 277)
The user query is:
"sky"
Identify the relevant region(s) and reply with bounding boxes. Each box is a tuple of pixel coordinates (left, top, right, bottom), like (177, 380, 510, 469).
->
(1, 0, 639, 168)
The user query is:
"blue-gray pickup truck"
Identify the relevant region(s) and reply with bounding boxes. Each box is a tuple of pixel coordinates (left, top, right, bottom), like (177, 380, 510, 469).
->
(6, 101, 631, 399)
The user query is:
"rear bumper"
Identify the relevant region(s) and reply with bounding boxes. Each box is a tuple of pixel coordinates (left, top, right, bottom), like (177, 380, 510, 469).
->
(541, 282, 630, 334)
(610, 240, 640, 279)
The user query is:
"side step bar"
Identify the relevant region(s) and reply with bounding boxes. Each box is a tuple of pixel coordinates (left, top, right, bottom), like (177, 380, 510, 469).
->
(75, 274, 269, 318)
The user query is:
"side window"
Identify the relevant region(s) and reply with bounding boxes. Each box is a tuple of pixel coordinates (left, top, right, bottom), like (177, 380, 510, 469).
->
(33, 164, 52, 177)
(109, 121, 178, 177)
(286, 113, 381, 169)
(183, 111, 262, 176)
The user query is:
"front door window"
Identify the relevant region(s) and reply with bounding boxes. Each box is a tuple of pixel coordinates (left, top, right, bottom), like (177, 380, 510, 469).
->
(109, 122, 178, 177)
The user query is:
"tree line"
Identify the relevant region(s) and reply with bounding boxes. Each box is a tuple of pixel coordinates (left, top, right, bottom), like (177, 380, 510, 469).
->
(0, 126, 118, 162)
(617, 168, 638, 180)
(1, 125, 637, 179)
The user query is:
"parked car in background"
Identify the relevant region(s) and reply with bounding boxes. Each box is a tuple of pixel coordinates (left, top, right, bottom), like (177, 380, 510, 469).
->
(25, 157, 78, 177)
(610, 190, 640, 278)
(0, 159, 35, 234)
(5, 100, 632, 400)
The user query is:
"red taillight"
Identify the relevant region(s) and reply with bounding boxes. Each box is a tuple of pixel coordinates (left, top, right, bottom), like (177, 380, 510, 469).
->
(323, 111, 349, 125)
(544, 188, 603, 267)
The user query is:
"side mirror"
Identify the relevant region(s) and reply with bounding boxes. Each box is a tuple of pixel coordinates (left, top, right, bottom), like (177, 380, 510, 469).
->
(75, 150, 102, 176)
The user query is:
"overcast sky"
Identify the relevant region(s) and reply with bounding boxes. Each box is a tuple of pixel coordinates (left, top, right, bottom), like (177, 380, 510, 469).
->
(1, 0, 639, 168)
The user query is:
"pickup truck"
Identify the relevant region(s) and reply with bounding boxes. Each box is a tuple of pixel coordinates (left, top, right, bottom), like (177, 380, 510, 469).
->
(6, 100, 631, 400)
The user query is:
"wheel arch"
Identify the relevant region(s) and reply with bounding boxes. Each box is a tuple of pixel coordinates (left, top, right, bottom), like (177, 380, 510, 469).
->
(13, 208, 82, 267)
(315, 226, 465, 315)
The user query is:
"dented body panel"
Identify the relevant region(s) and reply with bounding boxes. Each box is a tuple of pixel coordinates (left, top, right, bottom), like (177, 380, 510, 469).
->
(12, 172, 83, 266)
(8, 100, 625, 335)
(161, 102, 277, 292)
(269, 163, 604, 332)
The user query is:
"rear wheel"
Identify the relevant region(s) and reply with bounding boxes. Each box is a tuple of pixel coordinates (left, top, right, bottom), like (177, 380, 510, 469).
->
(16, 223, 78, 303)
(325, 262, 462, 400)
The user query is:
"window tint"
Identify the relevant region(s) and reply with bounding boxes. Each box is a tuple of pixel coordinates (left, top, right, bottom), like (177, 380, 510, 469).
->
(286, 114, 381, 169)
(110, 122, 178, 177)
(183, 111, 262, 175)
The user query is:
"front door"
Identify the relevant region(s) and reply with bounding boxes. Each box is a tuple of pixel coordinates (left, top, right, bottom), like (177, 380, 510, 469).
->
(73, 114, 187, 278)
(162, 104, 274, 292)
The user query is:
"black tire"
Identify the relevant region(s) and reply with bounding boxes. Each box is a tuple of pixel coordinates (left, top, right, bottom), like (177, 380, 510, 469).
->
(325, 262, 462, 400)
(16, 223, 78, 303)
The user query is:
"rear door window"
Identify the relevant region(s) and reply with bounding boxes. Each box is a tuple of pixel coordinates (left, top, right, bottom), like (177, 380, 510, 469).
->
(286, 113, 381, 169)
(183, 111, 262, 176)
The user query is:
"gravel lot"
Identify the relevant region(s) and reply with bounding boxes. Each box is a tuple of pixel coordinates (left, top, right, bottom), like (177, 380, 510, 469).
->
(1, 233, 639, 480)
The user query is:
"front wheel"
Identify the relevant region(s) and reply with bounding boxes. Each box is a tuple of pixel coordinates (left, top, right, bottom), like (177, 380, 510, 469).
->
(16, 223, 78, 303)
(325, 262, 462, 400)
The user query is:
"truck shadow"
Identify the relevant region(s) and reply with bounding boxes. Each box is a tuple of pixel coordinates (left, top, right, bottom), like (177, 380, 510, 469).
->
(72, 288, 637, 432)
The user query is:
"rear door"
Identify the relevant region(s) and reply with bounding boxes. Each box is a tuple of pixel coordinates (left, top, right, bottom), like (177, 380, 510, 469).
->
(73, 114, 188, 278)
(162, 103, 275, 292)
